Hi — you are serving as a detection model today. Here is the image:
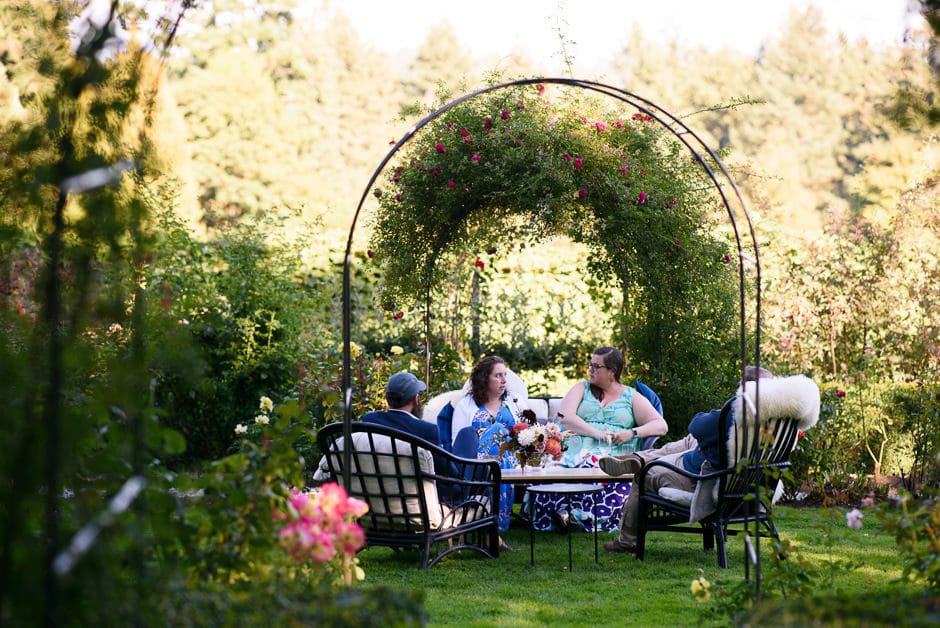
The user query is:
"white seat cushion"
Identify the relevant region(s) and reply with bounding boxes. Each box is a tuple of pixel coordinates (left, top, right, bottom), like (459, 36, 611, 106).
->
(527, 398, 549, 419)
(422, 390, 465, 423)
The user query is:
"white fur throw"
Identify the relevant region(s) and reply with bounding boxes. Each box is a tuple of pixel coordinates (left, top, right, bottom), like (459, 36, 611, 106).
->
(727, 374, 820, 468)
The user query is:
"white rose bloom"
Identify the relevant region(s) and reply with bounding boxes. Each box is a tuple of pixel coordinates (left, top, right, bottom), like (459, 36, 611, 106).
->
(234, 423, 248, 435)
(255, 415, 269, 425)
(517, 429, 536, 447)
(390, 345, 404, 356)
(259, 396, 274, 412)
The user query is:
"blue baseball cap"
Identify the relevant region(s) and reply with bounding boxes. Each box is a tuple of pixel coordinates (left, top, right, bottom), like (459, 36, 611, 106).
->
(386, 371, 427, 402)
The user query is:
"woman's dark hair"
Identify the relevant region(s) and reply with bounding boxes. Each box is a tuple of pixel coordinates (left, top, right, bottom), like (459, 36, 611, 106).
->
(469, 355, 506, 406)
(589, 346, 624, 401)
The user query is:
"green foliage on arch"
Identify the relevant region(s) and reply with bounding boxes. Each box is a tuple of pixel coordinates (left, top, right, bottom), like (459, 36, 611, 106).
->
(369, 82, 741, 404)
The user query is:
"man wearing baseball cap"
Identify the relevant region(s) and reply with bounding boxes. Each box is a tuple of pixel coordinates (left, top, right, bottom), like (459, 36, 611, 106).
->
(361, 371, 451, 475)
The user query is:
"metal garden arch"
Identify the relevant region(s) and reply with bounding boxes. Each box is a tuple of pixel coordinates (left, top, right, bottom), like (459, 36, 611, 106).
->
(341, 77, 768, 592)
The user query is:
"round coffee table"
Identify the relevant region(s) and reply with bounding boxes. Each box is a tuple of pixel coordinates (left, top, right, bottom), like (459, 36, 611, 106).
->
(526, 482, 603, 570)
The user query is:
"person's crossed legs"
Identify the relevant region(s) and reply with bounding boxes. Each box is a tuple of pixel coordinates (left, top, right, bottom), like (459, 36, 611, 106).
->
(603, 448, 696, 553)
(598, 433, 696, 476)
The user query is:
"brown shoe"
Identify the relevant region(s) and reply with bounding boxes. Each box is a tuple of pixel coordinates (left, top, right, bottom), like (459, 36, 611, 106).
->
(603, 539, 636, 553)
(598, 454, 644, 477)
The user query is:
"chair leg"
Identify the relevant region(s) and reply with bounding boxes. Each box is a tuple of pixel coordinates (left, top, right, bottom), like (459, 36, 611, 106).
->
(763, 517, 781, 541)
(636, 530, 646, 561)
(702, 527, 714, 551)
(714, 525, 728, 569)
(420, 538, 433, 569)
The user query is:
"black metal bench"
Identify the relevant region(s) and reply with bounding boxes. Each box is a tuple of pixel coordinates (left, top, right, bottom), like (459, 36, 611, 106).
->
(314, 421, 502, 569)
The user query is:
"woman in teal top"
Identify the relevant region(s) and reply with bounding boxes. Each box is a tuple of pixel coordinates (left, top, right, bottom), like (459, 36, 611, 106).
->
(561, 381, 641, 466)
(529, 346, 667, 531)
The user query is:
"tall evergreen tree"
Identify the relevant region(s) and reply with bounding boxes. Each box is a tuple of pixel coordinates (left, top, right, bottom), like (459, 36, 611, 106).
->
(401, 21, 475, 109)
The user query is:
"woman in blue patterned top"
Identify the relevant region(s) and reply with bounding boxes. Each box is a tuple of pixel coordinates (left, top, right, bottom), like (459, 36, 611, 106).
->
(451, 355, 524, 532)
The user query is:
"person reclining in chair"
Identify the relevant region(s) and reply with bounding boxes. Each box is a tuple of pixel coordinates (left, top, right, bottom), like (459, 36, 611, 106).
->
(601, 366, 774, 554)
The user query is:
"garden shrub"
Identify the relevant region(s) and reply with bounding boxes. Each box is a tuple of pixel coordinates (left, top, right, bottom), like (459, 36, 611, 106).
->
(887, 382, 940, 490)
(297, 336, 466, 434)
(164, 579, 426, 627)
(783, 381, 940, 503)
(146, 210, 330, 463)
(739, 588, 939, 627)
(877, 489, 940, 594)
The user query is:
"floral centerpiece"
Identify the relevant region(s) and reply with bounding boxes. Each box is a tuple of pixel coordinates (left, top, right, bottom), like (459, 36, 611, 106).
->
(499, 409, 568, 469)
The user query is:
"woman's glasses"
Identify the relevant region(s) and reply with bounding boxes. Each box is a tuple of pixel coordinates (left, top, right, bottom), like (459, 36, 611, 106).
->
(588, 362, 608, 372)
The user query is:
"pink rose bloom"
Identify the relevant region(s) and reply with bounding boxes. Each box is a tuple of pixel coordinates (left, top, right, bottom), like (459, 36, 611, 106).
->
(336, 522, 367, 554)
(309, 531, 338, 563)
(578, 188, 587, 198)
(448, 180, 455, 188)
(435, 143, 446, 153)
(574, 157, 583, 170)
(638, 191, 647, 204)
(460, 128, 469, 137)
(563, 153, 572, 162)
(501, 109, 510, 120)
(537, 83, 545, 96)
(346, 496, 369, 519)
(836, 389, 846, 398)
(471, 154, 481, 162)
(484, 116, 492, 129)
(279, 522, 316, 562)
(594, 121, 606, 132)
(316, 483, 348, 514)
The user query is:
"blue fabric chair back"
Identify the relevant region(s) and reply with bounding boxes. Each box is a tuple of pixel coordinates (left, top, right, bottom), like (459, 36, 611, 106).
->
(634, 380, 663, 416)
(436, 401, 455, 452)
(635, 380, 663, 450)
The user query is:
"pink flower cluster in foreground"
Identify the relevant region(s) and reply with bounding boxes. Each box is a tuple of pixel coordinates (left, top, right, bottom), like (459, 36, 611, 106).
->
(276, 484, 368, 564)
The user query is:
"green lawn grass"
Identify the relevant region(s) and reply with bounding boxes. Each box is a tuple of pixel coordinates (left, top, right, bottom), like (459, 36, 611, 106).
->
(357, 505, 917, 627)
